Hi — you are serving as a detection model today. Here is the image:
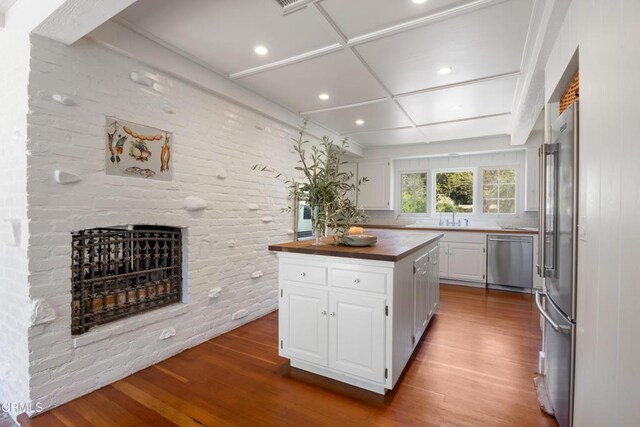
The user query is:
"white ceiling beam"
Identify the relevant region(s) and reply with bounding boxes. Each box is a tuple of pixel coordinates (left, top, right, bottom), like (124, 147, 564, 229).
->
(418, 112, 511, 128)
(346, 0, 509, 47)
(509, 0, 570, 145)
(360, 135, 517, 159)
(393, 71, 521, 99)
(229, 43, 343, 80)
(301, 97, 387, 116)
(32, 0, 138, 45)
(343, 112, 512, 137)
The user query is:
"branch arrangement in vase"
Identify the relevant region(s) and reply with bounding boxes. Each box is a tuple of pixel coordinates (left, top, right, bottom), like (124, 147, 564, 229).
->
(252, 121, 368, 245)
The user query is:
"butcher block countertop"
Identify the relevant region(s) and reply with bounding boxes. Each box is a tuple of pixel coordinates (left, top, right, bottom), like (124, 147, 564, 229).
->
(355, 224, 538, 235)
(268, 229, 443, 262)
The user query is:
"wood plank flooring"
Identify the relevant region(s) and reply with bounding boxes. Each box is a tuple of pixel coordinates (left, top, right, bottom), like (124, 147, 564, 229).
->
(19, 285, 557, 426)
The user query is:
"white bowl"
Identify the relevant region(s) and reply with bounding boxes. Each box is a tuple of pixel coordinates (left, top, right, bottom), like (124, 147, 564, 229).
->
(343, 234, 378, 247)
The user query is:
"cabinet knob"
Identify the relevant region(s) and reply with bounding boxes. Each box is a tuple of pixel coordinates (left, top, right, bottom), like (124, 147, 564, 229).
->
(300, 272, 306, 277)
(353, 278, 360, 284)
(330, 312, 336, 317)
(321, 310, 327, 316)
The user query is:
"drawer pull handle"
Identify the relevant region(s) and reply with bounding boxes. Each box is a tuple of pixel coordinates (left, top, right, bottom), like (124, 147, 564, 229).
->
(354, 278, 360, 284)
(321, 310, 327, 316)
(300, 272, 306, 277)
(330, 312, 336, 317)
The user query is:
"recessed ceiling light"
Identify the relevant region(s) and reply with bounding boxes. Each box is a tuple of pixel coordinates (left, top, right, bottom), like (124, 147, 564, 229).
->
(318, 93, 330, 100)
(451, 104, 463, 110)
(412, 0, 428, 4)
(437, 66, 453, 75)
(254, 45, 268, 55)
(355, 119, 365, 126)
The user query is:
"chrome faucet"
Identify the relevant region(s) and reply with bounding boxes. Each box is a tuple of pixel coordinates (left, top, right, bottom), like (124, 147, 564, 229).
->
(445, 208, 461, 226)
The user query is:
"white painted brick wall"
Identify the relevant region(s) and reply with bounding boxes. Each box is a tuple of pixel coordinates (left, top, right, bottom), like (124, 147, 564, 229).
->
(0, 22, 32, 418)
(24, 34, 302, 413)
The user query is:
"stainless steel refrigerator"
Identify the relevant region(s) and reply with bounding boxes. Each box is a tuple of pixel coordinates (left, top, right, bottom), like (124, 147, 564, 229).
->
(535, 102, 578, 427)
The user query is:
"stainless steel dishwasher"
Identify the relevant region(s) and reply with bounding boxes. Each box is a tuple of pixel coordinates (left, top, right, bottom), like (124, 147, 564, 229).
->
(487, 235, 533, 292)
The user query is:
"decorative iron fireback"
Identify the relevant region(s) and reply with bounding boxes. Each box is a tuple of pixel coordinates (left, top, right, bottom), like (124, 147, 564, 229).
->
(71, 226, 182, 335)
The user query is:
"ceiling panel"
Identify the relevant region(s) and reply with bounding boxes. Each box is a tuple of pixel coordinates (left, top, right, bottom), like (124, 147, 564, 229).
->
(0, 0, 18, 13)
(306, 100, 412, 134)
(347, 127, 425, 147)
(321, 0, 474, 39)
(237, 50, 387, 113)
(397, 75, 518, 125)
(118, 0, 337, 74)
(354, 0, 533, 94)
(418, 114, 511, 143)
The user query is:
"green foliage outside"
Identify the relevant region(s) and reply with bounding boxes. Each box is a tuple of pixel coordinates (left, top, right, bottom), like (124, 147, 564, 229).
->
(483, 168, 516, 213)
(401, 173, 427, 213)
(436, 171, 473, 213)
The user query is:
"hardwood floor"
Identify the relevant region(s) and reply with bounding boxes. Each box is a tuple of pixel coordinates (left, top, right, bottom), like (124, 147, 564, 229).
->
(19, 285, 557, 427)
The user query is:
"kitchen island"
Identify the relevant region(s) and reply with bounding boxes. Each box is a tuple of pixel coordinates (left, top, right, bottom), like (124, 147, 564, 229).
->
(269, 229, 443, 394)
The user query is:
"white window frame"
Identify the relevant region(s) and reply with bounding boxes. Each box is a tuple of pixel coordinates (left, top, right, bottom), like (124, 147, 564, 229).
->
(397, 169, 430, 216)
(479, 165, 521, 218)
(431, 167, 478, 217)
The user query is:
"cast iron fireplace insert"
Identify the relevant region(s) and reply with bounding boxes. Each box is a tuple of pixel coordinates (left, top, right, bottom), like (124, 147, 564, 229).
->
(71, 226, 182, 335)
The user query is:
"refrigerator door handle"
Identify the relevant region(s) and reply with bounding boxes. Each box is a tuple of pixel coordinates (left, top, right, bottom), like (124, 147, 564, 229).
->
(537, 144, 546, 277)
(543, 143, 560, 278)
(535, 291, 571, 334)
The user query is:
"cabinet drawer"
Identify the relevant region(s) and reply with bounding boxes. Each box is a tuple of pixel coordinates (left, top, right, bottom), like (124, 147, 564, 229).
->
(331, 268, 386, 294)
(282, 263, 327, 286)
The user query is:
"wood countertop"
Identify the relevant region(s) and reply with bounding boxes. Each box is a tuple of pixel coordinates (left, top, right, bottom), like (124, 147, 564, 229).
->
(355, 224, 538, 235)
(268, 229, 443, 262)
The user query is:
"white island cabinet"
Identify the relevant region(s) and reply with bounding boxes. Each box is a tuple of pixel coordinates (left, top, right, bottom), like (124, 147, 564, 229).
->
(270, 230, 442, 394)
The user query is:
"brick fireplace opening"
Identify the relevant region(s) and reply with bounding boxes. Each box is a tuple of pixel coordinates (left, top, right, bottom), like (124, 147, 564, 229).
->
(71, 226, 183, 335)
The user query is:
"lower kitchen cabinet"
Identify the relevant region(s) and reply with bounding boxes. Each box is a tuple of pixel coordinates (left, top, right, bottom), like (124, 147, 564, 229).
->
(439, 241, 486, 283)
(279, 286, 328, 366)
(446, 242, 486, 282)
(329, 292, 386, 382)
(276, 240, 441, 394)
(414, 246, 439, 343)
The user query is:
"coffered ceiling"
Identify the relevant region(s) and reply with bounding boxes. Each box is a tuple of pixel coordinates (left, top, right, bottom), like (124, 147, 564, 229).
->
(117, 0, 536, 147)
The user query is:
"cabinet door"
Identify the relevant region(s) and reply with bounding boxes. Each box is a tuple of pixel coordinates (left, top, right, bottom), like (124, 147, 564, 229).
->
(280, 286, 328, 366)
(439, 243, 449, 277)
(328, 292, 386, 382)
(414, 253, 430, 340)
(447, 243, 486, 282)
(429, 248, 440, 316)
(357, 160, 391, 210)
(341, 162, 358, 205)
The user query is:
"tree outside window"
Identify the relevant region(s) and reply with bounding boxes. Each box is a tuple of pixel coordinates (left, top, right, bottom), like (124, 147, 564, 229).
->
(401, 173, 428, 213)
(435, 171, 474, 213)
(483, 168, 516, 214)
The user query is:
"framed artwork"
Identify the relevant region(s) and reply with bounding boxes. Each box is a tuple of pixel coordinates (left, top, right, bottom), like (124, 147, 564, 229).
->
(105, 117, 172, 181)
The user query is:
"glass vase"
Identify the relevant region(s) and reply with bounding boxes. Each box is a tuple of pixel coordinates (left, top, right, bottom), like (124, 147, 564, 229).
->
(311, 205, 325, 246)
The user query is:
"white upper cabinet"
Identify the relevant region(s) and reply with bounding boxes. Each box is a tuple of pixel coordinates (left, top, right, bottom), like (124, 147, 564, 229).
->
(357, 160, 393, 210)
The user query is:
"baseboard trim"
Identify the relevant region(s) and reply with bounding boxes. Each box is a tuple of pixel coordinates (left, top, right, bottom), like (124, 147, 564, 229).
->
(440, 279, 486, 289)
(290, 359, 387, 395)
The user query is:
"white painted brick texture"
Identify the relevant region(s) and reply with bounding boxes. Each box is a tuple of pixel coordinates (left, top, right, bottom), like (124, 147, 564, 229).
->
(25, 35, 302, 412)
(0, 24, 32, 417)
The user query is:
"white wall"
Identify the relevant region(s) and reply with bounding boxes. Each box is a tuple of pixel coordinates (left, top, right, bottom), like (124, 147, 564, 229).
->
(23, 34, 301, 414)
(0, 5, 33, 416)
(545, 1, 640, 425)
